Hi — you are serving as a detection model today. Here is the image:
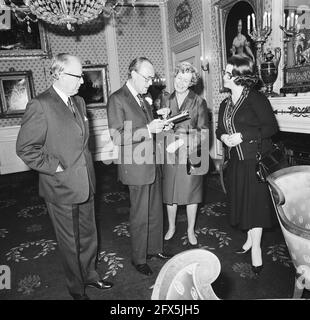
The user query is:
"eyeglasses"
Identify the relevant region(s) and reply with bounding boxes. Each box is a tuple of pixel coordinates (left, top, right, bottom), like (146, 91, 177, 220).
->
(63, 72, 84, 79)
(135, 71, 154, 83)
(222, 70, 233, 79)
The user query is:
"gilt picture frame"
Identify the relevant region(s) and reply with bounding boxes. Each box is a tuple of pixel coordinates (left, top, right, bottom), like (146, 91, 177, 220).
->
(0, 6, 51, 60)
(215, 0, 258, 92)
(0, 70, 35, 117)
(78, 64, 110, 109)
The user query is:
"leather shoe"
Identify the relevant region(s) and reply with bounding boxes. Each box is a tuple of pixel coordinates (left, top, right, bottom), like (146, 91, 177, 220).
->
(85, 280, 113, 290)
(146, 252, 173, 260)
(132, 262, 153, 276)
(252, 265, 264, 276)
(70, 293, 90, 300)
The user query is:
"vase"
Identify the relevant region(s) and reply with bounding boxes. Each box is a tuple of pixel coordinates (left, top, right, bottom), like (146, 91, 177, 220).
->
(260, 60, 279, 97)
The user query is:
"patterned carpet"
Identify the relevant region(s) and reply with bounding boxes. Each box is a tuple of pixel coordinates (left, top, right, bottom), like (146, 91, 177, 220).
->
(0, 162, 308, 300)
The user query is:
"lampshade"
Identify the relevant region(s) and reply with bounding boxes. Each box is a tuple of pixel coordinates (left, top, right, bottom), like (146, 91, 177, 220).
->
(4, 0, 136, 31)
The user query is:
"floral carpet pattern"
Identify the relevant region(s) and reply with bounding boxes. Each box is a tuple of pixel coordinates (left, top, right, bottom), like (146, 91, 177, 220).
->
(0, 163, 308, 300)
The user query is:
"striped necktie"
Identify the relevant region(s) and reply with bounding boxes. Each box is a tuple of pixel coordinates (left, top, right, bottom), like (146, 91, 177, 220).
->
(67, 97, 76, 117)
(137, 94, 150, 121)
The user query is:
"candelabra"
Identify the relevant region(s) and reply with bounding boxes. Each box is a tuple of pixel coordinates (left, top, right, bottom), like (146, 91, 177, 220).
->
(279, 25, 301, 67)
(247, 13, 272, 71)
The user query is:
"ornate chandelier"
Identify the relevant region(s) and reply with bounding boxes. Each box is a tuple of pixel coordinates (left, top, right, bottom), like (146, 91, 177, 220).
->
(3, 0, 137, 31)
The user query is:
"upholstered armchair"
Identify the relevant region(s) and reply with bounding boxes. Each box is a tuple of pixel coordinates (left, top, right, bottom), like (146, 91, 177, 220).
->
(151, 249, 220, 300)
(267, 166, 310, 299)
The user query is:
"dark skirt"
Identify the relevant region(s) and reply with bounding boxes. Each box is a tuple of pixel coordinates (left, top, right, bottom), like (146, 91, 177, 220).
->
(162, 164, 203, 205)
(225, 149, 276, 230)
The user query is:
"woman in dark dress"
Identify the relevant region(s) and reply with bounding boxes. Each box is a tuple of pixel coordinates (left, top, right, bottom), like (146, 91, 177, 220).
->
(216, 55, 278, 275)
(161, 62, 209, 245)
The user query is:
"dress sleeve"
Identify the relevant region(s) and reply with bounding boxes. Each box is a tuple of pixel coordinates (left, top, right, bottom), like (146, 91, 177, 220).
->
(215, 100, 227, 140)
(242, 92, 278, 141)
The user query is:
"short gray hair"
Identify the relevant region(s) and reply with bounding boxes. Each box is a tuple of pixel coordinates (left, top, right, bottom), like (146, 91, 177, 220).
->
(50, 53, 76, 81)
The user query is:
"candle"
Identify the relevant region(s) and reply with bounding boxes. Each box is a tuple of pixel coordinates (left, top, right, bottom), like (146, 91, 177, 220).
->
(295, 14, 298, 26)
(297, 23, 300, 33)
(247, 15, 251, 32)
(263, 11, 267, 29)
(283, 13, 286, 28)
(287, 16, 290, 30)
(252, 13, 256, 32)
(267, 12, 271, 28)
(290, 12, 294, 27)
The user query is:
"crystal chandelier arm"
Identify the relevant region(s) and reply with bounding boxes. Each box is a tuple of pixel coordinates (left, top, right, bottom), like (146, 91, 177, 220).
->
(4, 0, 137, 31)
(59, 0, 68, 15)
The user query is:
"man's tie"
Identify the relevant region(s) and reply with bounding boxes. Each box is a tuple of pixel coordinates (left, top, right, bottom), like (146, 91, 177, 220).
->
(67, 97, 76, 117)
(137, 94, 150, 121)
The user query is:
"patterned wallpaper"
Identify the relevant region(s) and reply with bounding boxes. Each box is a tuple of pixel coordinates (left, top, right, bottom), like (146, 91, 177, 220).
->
(165, 0, 228, 111)
(0, 19, 109, 127)
(0, 1, 273, 128)
(115, 6, 164, 85)
(167, 0, 203, 48)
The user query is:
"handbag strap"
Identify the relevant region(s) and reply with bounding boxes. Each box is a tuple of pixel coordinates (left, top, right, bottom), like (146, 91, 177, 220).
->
(257, 128, 262, 160)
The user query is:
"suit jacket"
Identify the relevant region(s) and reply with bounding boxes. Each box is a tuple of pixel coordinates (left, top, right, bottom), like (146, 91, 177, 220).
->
(216, 88, 279, 160)
(107, 84, 156, 185)
(16, 86, 96, 204)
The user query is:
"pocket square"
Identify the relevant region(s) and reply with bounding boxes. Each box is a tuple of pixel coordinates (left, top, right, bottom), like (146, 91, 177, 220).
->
(84, 116, 88, 121)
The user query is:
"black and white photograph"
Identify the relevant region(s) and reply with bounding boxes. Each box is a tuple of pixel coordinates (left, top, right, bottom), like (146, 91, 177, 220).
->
(1, 0, 310, 306)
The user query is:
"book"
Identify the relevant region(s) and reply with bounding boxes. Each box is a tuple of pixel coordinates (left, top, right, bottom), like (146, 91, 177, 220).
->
(165, 110, 190, 124)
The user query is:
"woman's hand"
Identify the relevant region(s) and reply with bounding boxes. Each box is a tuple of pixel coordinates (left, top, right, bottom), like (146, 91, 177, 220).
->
(227, 133, 243, 147)
(221, 134, 233, 147)
(221, 133, 243, 147)
(157, 107, 171, 120)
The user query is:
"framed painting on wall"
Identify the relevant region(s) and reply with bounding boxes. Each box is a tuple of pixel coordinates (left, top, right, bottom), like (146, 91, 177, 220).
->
(215, 0, 259, 91)
(0, 70, 35, 117)
(78, 64, 110, 108)
(0, 3, 51, 59)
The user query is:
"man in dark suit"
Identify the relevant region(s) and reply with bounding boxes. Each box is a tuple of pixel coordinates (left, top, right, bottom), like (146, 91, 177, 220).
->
(16, 53, 113, 300)
(107, 57, 172, 276)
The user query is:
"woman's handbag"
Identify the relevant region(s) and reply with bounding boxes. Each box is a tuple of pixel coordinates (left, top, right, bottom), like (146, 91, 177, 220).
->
(256, 132, 289, 183)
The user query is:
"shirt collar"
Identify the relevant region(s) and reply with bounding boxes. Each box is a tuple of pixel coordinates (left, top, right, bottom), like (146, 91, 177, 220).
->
(53, 85, 69, 105)
(126, 81, 140, 100)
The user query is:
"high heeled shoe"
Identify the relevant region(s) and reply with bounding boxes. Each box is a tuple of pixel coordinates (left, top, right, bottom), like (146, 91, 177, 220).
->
(164, 229, 175, 241)
(235, 247, 251, 255)
(187, 232, 198, 246)
(252, 265, 263, 275)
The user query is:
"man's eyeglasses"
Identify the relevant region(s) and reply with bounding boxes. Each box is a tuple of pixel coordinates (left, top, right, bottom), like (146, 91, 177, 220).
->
(135, 71, 154, 83)
(63, 72, 84, 79)
(222, 70, 233, 79)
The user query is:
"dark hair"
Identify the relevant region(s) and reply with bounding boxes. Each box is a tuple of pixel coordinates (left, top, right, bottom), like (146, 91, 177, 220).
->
(227, 54, 258, 87)
(174, 61, 200, 86)
(128, 57, 153, 78)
